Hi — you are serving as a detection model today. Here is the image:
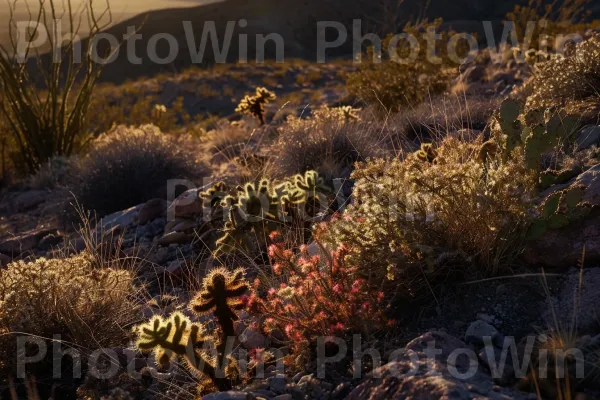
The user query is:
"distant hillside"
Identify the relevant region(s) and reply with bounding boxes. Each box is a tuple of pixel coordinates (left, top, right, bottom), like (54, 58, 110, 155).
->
(47, 0, 600, 83)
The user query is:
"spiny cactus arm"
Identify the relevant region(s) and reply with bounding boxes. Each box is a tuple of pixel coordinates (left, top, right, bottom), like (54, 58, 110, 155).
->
(225, 283, 250, 298)
(136, 317, 172, 351)
(190, 290, 217, 315)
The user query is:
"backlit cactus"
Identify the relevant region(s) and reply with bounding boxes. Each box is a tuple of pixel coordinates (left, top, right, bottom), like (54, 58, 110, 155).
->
(416, 143, 438, 163)
(538, 168, 579, 190)
(493, 99, 581, 170)
(235, 87, 276, 125)
(526, 185, 590, 240)
(215, 171, 332, 255)
(134, 312, 230, 390)
(190, 268, 249, 368)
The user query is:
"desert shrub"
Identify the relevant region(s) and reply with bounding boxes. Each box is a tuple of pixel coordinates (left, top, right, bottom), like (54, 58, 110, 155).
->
(0, 252, 139, 379)
(0, 0, 110, 174)
(73, 124, 205, 216)
(248, 235, 391, 357)
(317, 135, 536, 302)
(345, 20, 464, 112)
(525, 34, 600, 121)
(87, 90, 195, 136)
(506, 0, 599, 52)
(272, 106, 385, 179)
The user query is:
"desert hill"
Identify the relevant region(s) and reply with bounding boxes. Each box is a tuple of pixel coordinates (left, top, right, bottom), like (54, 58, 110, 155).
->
(85, 0, 600, 83)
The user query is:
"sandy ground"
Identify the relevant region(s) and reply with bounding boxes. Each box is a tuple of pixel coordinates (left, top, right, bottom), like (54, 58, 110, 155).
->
(0, 0, 222, 47)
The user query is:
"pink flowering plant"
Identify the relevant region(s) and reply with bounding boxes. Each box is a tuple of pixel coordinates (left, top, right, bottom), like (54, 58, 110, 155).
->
(247, 232, 392, 351)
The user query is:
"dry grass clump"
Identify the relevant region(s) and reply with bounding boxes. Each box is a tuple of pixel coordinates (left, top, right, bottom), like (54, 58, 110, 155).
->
(525, 34, 600, 122)
(385, 95, 500, 146)
(73, 124, 206, 216)
(0, 252, 139, 378)
(271, 106, 385, 179)
(345, 20, 463, 112)
(317, 136, 536, 301)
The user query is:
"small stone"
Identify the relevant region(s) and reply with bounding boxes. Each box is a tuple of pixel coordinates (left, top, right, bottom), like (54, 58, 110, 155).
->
(292, 372, 304, 382)
(477, 313, 495, 324)
(168, 188, 203, 219)
(14, 190, 48, 212)
(37, 233, 63, 250)
(465, 320, 500, 346)
(268, 374, 287, 394)
(252, 390, 275, 398)
(273, 395, 292, 400)
(156, 231, 191, 246)
(202, 391, 253, 400)
(139, 198, 167, 225)
(576, 126, 600, 150)
(331, 382, 351, 399)
(0, 253, 11, 266)
(240, 327, 267, 349)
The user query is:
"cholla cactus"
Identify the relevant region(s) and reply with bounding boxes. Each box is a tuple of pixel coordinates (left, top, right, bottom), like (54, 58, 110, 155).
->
(235, 87, 276, 125)
(190, 268, 249, 369)
(416, 143, 438, 163)
(215, 172, 332, 255)
(215, 181, 279, 254)
(190, 268, 249, 337)
(282, 170, 330, 219)
(134, 312, 230, 390)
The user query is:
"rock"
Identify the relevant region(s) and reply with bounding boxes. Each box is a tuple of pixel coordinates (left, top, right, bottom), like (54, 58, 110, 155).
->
(478, 344, 515, 384)
(347, 331, 530, 400)
(524, 164, 600, 267)
(202, 391, 254, 400)
(465, 320, 500, 346)
(575, 163, 600, 205)
(477, 313, 495, 324)
(99, 204, 143, 231)
(268, 374, 288, 394)
(0, 253, 11, 266)
(166, 260, 184, 277)
(0, 228, 56, 255)
(331, 382, 351, 399)
(461, 65, 486, 83)
(168, 188, 203, 219)
(14, 190, 48, 212)
(37, 233, 63, 250)
(165, 219, 198, 234)
(240, 327, 267, 349)
(543, 267, 600, 334)
(139, 198, 167, 225)
(156, 231, 191, 246)
(273, 395, 292, 400)
(576, 126, 600, 150)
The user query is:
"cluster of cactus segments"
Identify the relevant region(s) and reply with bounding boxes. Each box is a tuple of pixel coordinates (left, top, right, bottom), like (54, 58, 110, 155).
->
(416, 143, 438, 163)
(235, 87, 276, 125)
(135, 268, 252, 392)
(538, 168, 580, 190)
(494, 99, 580, 169)
(211, 171, 331, 255)
(526, 185, 590, 240)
